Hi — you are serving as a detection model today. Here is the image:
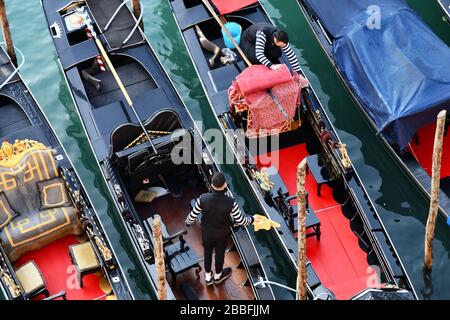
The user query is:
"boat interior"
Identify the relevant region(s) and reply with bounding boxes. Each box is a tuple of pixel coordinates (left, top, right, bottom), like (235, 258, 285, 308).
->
(253, 124, 384, 299)
(0, 143, 115, 300)
(0, 89, 115, 300)
(109, 113, 255, 300)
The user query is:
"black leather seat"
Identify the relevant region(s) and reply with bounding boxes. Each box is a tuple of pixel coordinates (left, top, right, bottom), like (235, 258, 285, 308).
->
(164, 240, 201, 288)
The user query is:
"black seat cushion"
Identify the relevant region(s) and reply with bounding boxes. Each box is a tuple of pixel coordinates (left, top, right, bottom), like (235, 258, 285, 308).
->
(164, 243, 199, 274)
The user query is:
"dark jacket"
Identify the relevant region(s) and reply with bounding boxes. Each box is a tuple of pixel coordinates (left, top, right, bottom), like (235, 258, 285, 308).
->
(186, 190, 253, 237)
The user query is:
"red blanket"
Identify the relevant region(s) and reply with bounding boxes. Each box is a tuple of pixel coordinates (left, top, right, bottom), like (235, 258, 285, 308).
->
(236, 65, 293, 95)
(229, 66, 309, 137)
(211, 0, 258, 15)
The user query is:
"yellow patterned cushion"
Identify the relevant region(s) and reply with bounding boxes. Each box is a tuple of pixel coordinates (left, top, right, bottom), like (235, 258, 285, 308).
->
(0, 206, 82, 262)
(0, 148, 58, 215)
(16, 261, 45, 294)
(37, 177, 72, 210)
(0, 192, 18, 230)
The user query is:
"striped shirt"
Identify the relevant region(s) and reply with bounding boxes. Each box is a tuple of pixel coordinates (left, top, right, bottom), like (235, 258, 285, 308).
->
(255, 30, 301, 72)
(185, 198, 253, 227)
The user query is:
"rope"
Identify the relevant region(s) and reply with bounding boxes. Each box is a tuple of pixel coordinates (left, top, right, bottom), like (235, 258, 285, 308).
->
(0, 43, 25, 90)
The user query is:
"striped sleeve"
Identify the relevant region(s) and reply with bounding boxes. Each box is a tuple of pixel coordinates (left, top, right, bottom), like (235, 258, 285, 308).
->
(230, 201, 253, 227)
(185, 198, 202, 226)
(255, 31, 273, 68)
(282, 43, 301, 72)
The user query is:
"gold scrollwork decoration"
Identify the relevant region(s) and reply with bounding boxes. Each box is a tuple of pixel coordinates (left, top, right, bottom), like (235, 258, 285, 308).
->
(0, 139, 47, 168)
(0, 267, 22, 298)
(252, 167, 275, 192)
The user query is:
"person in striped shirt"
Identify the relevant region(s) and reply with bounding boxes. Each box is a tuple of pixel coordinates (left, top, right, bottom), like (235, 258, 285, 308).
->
(185, 172, 260, 285)
(240, 22, 301, 72)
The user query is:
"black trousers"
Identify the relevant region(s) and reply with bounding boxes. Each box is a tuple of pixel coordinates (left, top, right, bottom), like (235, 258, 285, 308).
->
(202, 232, 229, 274)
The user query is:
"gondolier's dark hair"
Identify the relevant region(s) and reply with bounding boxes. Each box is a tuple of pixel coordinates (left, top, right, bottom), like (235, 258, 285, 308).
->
(211, 172, 226, 188)
(274, 30, 288, 44)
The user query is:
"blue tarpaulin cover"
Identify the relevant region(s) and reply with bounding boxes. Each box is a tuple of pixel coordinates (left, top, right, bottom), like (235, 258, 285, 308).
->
(303, 0, 450, 148)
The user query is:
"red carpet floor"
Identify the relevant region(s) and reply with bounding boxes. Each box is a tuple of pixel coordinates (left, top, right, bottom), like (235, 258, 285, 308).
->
(16, 235, 107, 300)
(256, 144, 371, 299)
(409, 122, 450, 179)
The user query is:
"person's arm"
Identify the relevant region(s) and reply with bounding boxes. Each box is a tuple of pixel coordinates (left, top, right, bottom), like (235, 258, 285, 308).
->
(230, 201, 254, 227)
(185, 198, 202, 226)
(255, 31, 273, 68)
(281, 43, 301, 72)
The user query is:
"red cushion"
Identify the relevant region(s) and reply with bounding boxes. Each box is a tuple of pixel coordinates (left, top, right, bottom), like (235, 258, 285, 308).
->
(211, 0, 258, 15)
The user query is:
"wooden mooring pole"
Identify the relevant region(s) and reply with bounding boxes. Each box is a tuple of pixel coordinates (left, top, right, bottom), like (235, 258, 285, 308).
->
(0, 0, 16, 67)
(151, 216, 167, 300)
(424, 110, 447, 270)
(296, 158, 308, 300)
(131, 0, 144, 31)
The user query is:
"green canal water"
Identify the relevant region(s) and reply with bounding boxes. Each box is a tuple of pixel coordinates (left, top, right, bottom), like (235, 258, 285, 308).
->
(1, 0, 449, 300)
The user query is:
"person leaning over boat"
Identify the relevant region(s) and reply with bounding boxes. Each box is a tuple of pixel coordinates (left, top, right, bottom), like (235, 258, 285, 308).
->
(185, 172, 261, 286)
(240, 22, 301, 72)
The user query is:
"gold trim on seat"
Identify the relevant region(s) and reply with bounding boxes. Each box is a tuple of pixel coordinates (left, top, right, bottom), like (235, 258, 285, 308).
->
(0, 140, 48, 168)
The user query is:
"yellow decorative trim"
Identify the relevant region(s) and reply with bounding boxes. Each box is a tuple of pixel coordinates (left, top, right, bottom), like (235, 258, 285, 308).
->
(0, 199, 14, 229)
(0, 267, 22, 298)
(38, 151, 50, 180)
(42, 182, 67, 207)
(0, 140, 48, 168)
(252, 167, 274, 192)
(47, 149, 58, 177)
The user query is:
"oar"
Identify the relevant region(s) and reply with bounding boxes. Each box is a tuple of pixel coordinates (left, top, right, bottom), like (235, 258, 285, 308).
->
(201, 0, 252, 67)
(78, 8, 156, 154)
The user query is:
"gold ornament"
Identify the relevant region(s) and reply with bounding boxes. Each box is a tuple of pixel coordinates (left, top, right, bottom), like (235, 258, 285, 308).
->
(338, 143, 351, 169)
(0, 139, 47, 168)
(252, 167, 274, 192)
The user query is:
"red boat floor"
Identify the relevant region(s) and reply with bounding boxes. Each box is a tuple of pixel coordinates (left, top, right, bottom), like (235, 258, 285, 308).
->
(16, 235, 110, 300)
(409, 122, 450, 179)
(256, 144, 371, 299)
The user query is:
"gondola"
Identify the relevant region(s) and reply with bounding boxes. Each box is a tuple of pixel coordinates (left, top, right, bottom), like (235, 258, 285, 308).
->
(169, 0, 415, 300)
(41, 0, 275, 300)
(438, 0, 450, 21)
(296, 0, 450, 225)
(0, 45, 130, 300)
